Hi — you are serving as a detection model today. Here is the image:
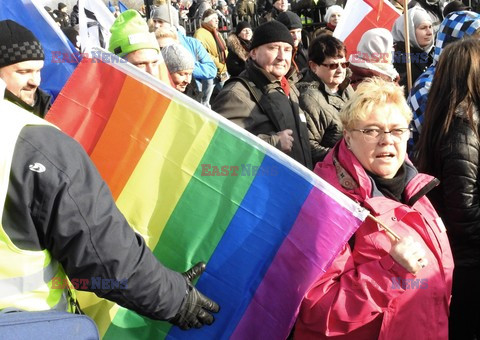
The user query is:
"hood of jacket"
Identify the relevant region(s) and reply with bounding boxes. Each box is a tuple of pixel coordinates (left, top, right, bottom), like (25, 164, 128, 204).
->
(227, 32, 250, 61)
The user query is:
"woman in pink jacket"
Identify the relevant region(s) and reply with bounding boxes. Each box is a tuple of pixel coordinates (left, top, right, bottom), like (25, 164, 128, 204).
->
(295, 78, 453, 339)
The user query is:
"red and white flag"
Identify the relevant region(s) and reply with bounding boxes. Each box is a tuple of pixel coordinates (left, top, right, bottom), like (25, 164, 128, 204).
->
(334, 0, 400, 57)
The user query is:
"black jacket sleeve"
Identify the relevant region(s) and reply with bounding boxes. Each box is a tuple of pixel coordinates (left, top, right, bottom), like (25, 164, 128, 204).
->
(3, 125, 186, 320)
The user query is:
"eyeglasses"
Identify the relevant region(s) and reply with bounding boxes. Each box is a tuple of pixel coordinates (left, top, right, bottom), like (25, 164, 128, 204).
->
(321, 61, 350, 70)
(350, 128, 411, 143)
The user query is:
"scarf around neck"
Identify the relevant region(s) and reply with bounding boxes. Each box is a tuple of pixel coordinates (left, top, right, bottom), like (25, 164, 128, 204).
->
(202, 22, 227, 64)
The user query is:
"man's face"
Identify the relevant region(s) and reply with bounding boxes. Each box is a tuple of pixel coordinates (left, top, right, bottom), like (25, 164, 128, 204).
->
(250, 42, 292, 80)
(126, 49, 160, 78)
(273, 0, 289, 12)
(0, 60, 44, 106)
(290, 28, 302, 48)
(153, 19, 171, 31)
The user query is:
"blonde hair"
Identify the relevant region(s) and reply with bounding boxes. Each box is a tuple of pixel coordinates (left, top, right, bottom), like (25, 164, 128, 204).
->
(340, 77, 412, 129)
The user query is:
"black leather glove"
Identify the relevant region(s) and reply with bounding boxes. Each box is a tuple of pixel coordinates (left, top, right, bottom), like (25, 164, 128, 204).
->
(169, 262, 220, 330)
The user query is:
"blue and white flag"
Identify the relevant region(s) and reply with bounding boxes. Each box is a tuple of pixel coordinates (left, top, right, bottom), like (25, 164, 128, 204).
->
(0, 0, 78, 100)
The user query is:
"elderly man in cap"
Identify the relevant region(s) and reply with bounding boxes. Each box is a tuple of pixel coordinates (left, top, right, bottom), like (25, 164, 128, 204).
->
(212, 21, 312, 169)
(0, 20, 52, 118)
(109, 9, 162, 78)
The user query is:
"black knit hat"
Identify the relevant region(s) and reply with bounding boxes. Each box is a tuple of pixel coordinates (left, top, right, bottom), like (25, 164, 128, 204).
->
(250, 20, 294, 50)
(277, 11, 303, 30)
(0, 20, 44, 68)
(235, 21, 252, 36)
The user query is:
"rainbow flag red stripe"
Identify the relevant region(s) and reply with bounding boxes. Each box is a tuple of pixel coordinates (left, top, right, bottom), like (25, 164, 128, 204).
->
(47, 57, 368, 339)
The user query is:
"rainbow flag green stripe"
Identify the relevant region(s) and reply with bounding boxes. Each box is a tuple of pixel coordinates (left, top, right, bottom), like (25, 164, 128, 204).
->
(47, 58, 369, 340)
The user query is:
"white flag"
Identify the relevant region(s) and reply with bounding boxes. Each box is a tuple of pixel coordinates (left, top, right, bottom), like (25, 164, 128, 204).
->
(78, 0, 115, 53)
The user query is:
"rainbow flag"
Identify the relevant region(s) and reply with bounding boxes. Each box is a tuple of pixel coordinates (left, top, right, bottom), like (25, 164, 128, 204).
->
(46, 56, 369, 339)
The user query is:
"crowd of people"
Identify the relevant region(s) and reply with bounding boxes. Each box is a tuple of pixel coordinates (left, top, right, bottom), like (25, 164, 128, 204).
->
(1, 0, 480, 338)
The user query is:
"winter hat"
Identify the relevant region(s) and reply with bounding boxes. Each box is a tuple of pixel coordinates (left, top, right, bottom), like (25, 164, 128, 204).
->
(161, 44, 195, 73)
(250, 20, 294, 50)
(151, 5, 171, 23)
(109, 9, 160, 57)
(325, 5, 343, 24)
(44, 6, 52, 12)
(58, 2, 67, 10)
(392, 6, 433, 51)
(443, 0, 471, 17)
(0, 20, 44, 68)
(235, 21, 252, 35)
(277, 11, 302, 30)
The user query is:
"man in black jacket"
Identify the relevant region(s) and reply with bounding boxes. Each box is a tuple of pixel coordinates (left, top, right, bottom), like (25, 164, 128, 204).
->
(0, 20, 52, 118)
(0, 81, 219, 330)
(212, 21, 312, 169)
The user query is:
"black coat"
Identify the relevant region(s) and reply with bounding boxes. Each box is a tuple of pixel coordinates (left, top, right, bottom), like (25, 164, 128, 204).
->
(3, 125, 187, 319)
(393, 42, 433, 96)
(427, 110, 480, 266)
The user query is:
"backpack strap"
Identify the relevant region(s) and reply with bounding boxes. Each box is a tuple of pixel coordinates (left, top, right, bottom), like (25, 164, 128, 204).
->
(226, 76, 281, 131)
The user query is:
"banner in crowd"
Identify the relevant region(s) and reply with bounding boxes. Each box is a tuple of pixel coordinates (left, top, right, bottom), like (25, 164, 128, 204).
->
(334, 0, 400, 57)
(78, 0, 115, 53)
(0, 0, 78, 99)
(46, 56, 369, 339)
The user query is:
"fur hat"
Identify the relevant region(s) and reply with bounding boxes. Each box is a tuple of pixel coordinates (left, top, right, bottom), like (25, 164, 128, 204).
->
(250, 20, 294, 50)
(161, 44, 195, 73)
(277, 11, 303, 30)
(109, 9, 159, 57)
(0, 20, 44, 68)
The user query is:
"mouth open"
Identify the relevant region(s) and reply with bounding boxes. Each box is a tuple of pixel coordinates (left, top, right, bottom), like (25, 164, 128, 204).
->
(376, 152, 395, 158)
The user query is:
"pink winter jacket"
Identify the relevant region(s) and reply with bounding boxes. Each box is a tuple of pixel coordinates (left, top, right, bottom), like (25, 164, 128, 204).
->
(295, 140, 453, 340)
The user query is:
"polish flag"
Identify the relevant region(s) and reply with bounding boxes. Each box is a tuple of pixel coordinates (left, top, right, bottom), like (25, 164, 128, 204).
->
(334, 0, 400, 57)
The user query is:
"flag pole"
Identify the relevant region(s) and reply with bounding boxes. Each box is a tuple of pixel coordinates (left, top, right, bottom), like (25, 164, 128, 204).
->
(403, 0, 412, 93)
(166, 0, 173, 28)
(367, 214, 401, 241)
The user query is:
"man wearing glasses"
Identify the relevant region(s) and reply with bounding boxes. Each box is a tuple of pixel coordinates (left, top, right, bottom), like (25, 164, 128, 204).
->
(212, 20, 312, 169)
(297, 34, 353, 164)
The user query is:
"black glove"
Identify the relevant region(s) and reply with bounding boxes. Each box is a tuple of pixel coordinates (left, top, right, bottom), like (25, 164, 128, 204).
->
(169, 262, 220, 330)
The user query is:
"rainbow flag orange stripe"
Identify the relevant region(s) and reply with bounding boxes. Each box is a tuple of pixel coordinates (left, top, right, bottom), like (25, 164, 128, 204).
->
(47, 57, 368, 339)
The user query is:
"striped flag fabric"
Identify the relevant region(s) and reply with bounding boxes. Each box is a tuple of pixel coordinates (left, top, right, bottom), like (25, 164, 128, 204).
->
(0, 0, 78, 99)
(334, 0, 400, 57)
(46, 56, 369, 339)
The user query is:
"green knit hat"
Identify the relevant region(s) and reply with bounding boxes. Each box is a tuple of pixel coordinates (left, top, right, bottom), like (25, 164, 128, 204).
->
(109, 9, 159, 57)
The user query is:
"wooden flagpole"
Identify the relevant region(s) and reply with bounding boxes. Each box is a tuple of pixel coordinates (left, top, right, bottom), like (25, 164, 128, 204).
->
(403, 0, 412, 93)
(367, 214, 401, 241)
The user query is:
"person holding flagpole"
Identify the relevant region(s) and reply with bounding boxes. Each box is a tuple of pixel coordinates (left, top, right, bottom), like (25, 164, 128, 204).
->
(295, 77, 453, 339)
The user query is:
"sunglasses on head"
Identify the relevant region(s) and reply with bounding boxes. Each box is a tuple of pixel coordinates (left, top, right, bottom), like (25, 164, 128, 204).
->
(321, 61, 350, 70)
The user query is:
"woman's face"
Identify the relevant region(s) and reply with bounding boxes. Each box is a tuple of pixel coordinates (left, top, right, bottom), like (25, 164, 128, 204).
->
(344, 104, 410, 178)
(311, 56, 347, 91)
(329, 12, 341, 26)
(171, 69, 193, 92)
(238, 27, 253, 41)
(415, 21, 433, 48)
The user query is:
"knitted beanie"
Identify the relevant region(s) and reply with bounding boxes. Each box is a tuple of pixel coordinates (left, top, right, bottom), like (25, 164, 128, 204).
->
(109, 10, 160, 57)
(235, 21, 252, 35)
(161, 44, 195, 73)
(151, 5, 171, 23)
(0, 20, 44, 68)
(58, 2, 67, 10)
(250, 20, 294, 50)
(277, 11, 303, 30)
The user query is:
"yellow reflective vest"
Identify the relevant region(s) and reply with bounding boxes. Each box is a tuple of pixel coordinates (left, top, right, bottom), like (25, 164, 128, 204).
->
(0, 96, 72, 312)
